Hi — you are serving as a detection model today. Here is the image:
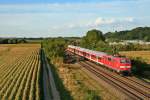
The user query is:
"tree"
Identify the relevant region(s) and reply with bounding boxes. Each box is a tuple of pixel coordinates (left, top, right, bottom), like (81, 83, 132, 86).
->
(42, 38, 68, 58)
(144, 36, 150, 42)
(80, 29, 105, 49)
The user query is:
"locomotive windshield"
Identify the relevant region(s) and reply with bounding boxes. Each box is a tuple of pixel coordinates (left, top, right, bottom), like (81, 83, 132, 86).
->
(120, 59, 130, 63)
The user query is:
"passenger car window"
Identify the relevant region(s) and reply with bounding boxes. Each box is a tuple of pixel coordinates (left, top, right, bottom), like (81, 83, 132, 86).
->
(108, 58, 111, 61)
(98, 57, 101, 60)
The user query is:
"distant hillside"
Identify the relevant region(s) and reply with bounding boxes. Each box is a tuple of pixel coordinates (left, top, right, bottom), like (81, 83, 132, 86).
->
(105, 27, 150, 41)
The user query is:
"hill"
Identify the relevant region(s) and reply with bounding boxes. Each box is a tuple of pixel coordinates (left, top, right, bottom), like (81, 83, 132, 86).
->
(105, 27, 150, 41)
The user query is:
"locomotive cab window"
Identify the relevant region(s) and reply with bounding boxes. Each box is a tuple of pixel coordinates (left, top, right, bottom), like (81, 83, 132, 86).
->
(120, 59, 130, 63)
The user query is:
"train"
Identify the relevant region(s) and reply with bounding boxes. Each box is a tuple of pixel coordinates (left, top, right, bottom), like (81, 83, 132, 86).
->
(67, 45, 131, 75)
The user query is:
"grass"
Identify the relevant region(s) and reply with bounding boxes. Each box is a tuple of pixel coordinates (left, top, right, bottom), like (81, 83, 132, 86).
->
(120, 51, 150, 64)
(46, 57, 73, 100)
(46, 55, 119, 100)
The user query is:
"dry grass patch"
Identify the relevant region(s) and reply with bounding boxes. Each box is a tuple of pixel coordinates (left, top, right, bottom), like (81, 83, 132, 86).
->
(51, 57, 119, 100)
(120, 51, 150, 64)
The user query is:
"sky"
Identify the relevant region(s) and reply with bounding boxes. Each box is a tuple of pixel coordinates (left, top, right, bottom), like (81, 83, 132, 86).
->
(0, 0, 150, 37)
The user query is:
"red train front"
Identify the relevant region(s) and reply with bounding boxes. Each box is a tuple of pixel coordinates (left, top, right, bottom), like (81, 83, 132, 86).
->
(105, 56, 131, 74)
(67, 45, 131, 75)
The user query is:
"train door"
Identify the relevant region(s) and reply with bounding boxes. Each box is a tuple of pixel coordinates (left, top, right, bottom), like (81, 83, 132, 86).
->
(79, 51, 82, 56)
(104, 57, 111, 68)
(85, 52, 90, 59)
(108, 57, 116, 69)
(101, 56, 104, 64)
(80, 51, 84, 56)
(83, 52, 86, 57)
(103, 56, 106, 65)
(98, 56, 102, 64)
(91, 55, 97, 61)
(75, 49, 77, 54)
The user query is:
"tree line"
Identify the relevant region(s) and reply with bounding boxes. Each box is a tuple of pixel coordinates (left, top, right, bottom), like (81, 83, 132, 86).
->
(79, 28, 150, 54)
(0, 38, 44, 44)
(105, 27, 150, 41)
(0, 38, 27, 44)
(42, 27, 150, 56)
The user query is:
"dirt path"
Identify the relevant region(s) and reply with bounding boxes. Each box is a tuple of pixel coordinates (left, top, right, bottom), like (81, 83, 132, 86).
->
(42, 50, 60, 100)
(43, 56, 52, 100)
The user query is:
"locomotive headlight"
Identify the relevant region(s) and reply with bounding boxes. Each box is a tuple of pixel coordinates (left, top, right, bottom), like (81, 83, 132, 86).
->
(120, 66, 125, 68)
(120, 66, 131, 68)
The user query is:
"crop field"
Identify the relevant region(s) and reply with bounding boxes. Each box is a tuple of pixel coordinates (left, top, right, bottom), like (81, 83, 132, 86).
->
(0, 44, 41, 100)
(120, 51, 150, 64)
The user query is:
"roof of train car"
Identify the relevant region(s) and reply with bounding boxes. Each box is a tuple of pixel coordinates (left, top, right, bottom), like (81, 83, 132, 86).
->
(68, 45, 127, 60)
(68, 45, 108, 57)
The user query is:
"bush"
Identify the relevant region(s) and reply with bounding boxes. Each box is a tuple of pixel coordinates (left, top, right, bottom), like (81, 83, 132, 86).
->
(85, 90, 101, 100)
(131, 57, 150, 77)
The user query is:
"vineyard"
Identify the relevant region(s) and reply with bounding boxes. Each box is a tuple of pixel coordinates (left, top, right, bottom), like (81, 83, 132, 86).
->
(0, 44, 42, 100)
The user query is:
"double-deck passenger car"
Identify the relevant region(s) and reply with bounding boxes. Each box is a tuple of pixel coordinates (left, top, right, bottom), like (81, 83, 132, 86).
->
(67, 45, 131, 75)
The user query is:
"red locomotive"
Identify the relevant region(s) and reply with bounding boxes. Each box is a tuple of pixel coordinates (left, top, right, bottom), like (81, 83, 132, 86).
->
(67, 45, 131, 75)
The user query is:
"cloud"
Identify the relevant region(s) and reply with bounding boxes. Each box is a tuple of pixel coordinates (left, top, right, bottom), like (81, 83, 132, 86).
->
(50, 17, 135, 32)
(85, 17, 135, 28)
(0, 0, 149, 37)
(124, 17, 134, 22)
(94, 17, 115, 26)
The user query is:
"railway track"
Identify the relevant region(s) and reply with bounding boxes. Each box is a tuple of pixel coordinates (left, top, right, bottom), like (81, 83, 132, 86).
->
(86, 61, 150, 95)
(125, 76, 150, 89)
(124, 77, 150, 92)
(78, 61, 150, 100)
